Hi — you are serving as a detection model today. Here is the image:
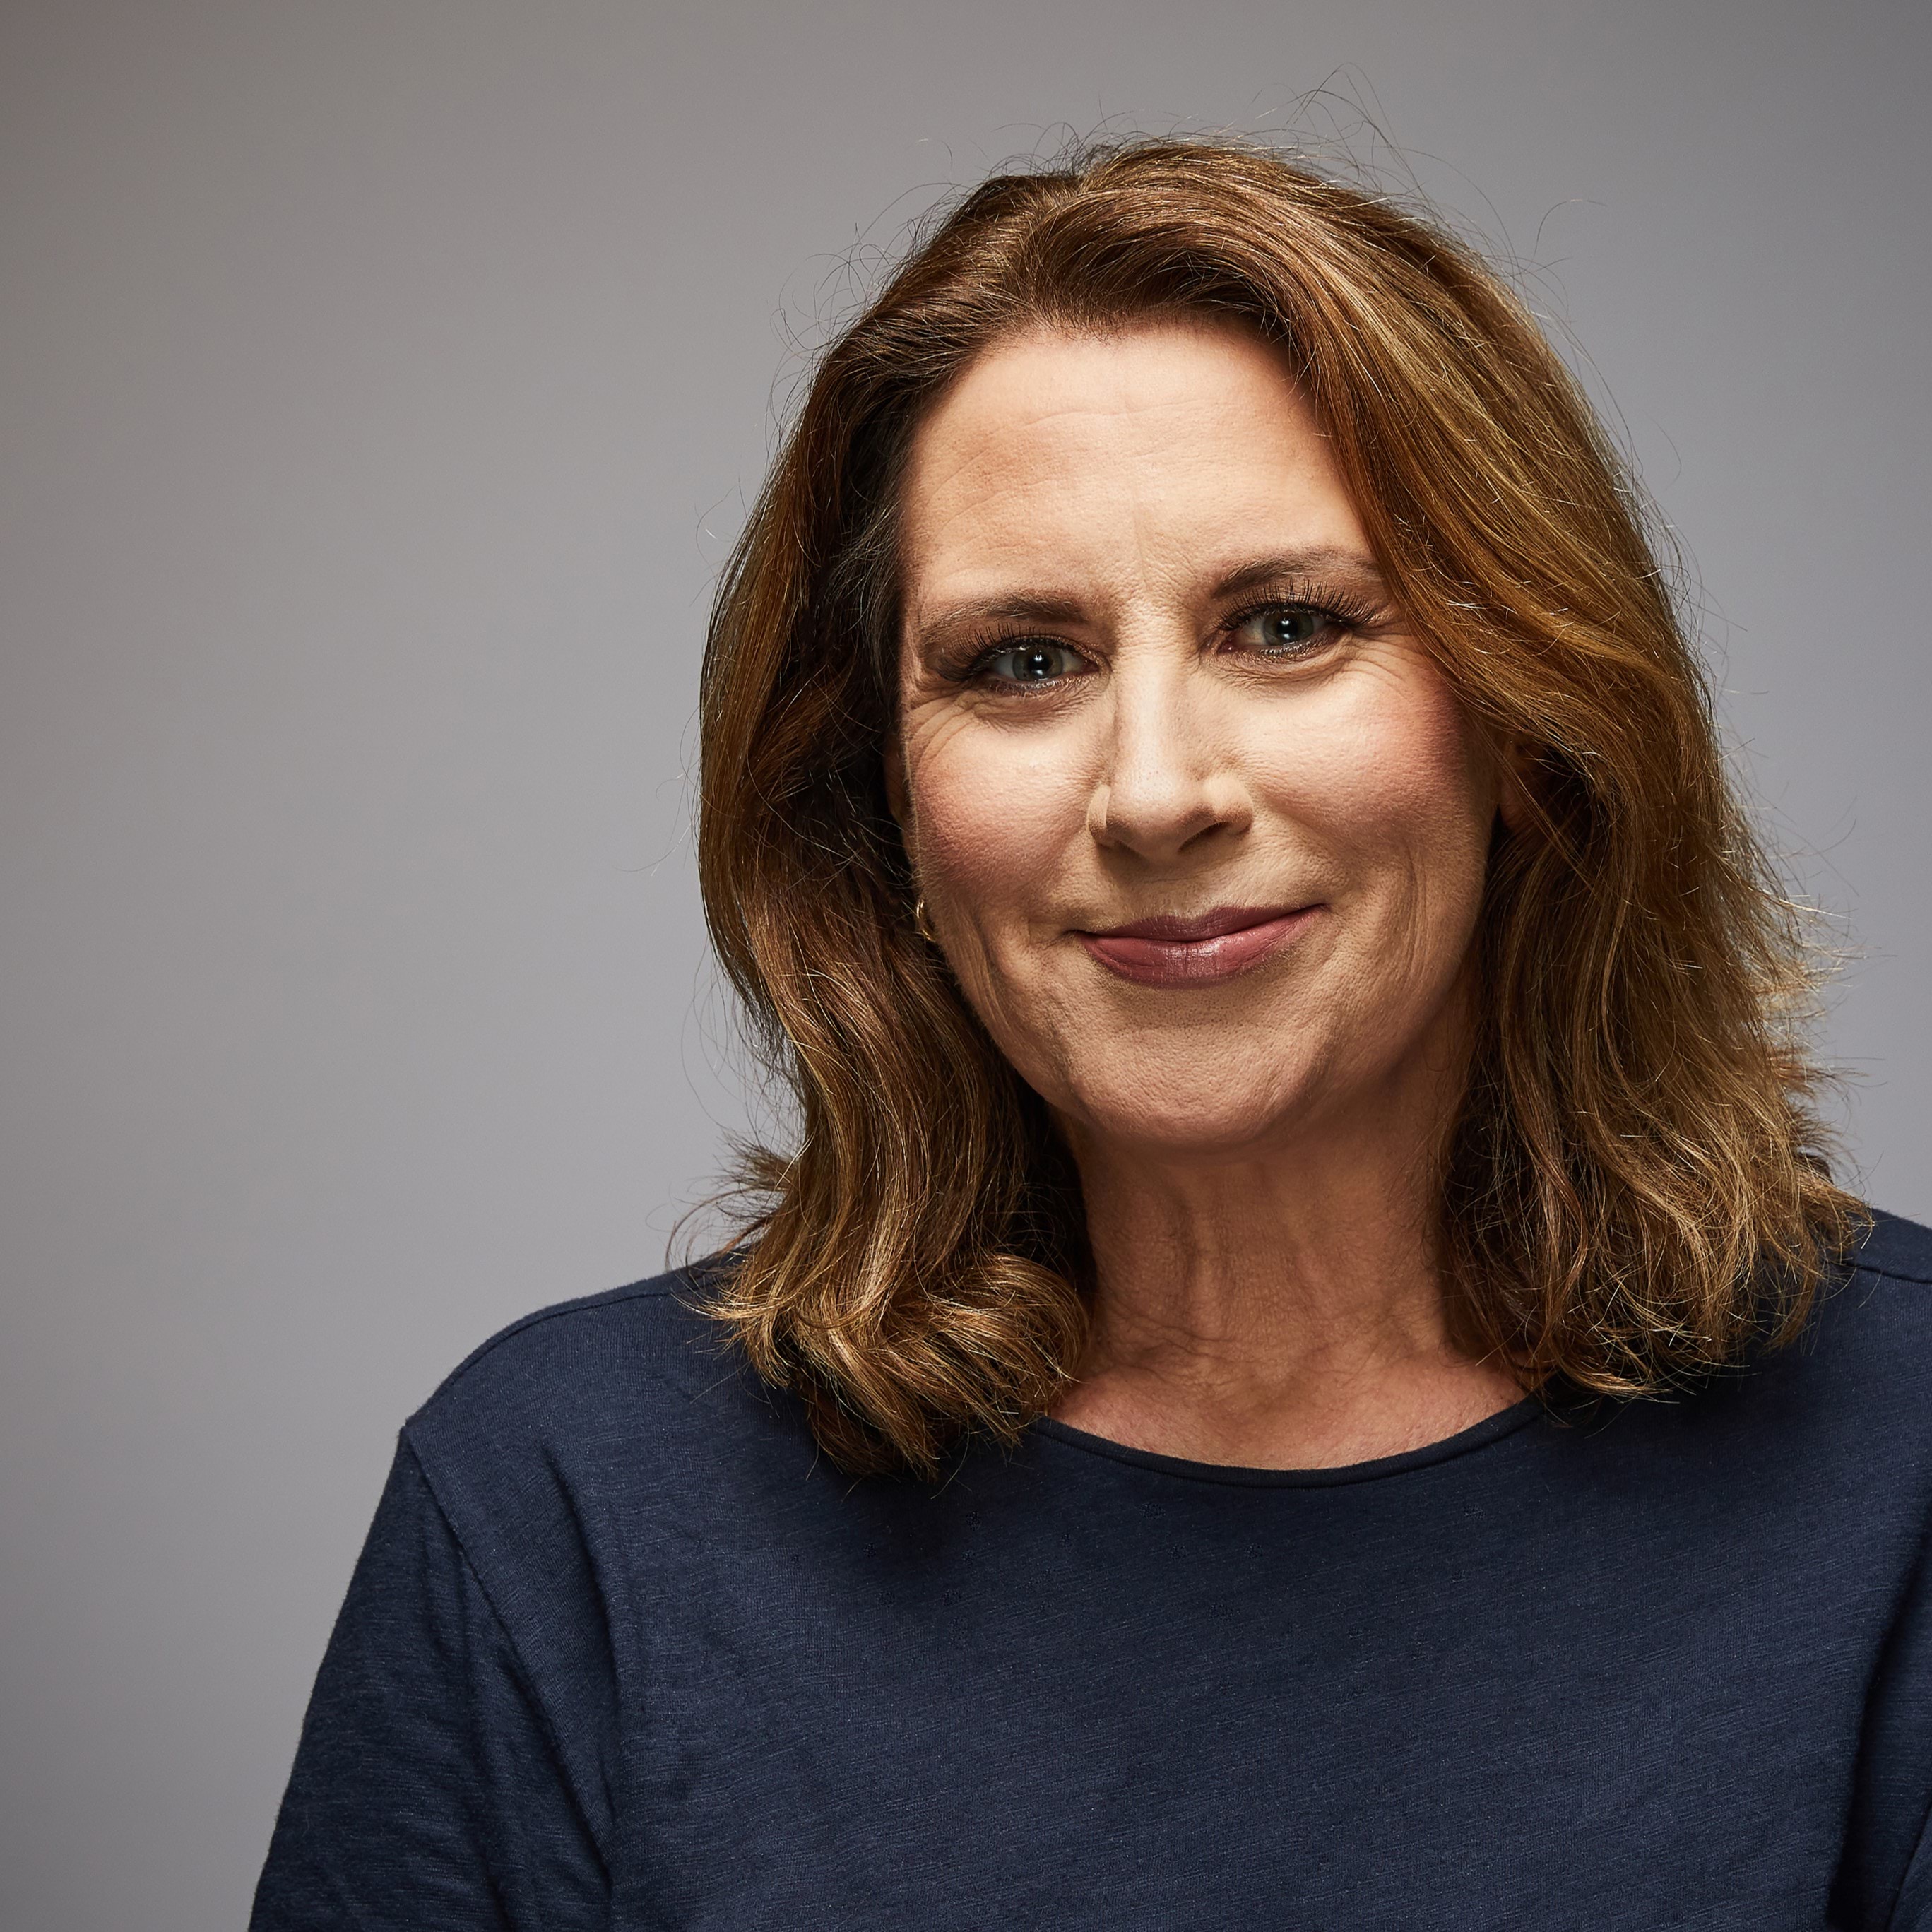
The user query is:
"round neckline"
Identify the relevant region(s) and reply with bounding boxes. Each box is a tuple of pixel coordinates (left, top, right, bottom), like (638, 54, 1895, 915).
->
(1028, 1392, 1546, 1488)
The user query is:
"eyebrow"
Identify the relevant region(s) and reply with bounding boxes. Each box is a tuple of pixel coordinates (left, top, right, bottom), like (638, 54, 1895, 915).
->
(910, 548, 1390, 649)
(912, 591, 1090, 646)
(1209, 548, 1390, 601)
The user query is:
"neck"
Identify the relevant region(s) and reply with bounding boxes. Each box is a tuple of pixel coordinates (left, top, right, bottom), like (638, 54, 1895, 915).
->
(1051, 1063, 1522, 1470)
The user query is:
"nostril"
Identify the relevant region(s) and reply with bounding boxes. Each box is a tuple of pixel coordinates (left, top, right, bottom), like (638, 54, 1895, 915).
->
(1090, 768, 1249, 858)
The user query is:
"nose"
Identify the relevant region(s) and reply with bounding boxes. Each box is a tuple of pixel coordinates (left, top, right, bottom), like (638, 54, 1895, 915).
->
(1087, 655, 1250, 862)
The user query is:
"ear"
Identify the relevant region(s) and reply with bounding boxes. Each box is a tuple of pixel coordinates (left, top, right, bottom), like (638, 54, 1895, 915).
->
(882, 733, 915, 860)
(1495, 735, 1537, 835)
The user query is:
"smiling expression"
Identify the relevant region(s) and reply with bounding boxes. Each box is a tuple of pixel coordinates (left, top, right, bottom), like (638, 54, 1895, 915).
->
(889, 319, 1506, 1163)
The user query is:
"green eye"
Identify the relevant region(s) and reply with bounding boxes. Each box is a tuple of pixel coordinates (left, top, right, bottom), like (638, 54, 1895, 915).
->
(1238, 605, 1332, 656)
(983, 641, 1083, 684)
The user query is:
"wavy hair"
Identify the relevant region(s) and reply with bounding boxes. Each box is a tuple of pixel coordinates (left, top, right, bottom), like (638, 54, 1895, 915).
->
(694, 137, 1861, 1478)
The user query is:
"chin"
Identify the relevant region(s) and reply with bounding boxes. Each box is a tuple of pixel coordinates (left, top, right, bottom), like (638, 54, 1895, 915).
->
(1056, 1066, 1315, 1163)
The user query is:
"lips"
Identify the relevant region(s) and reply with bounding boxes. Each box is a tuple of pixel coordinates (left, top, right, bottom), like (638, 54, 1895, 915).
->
(1077, 904, 1320, 988)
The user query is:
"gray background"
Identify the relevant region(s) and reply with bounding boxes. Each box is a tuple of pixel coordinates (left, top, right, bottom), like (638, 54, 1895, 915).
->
(2, 1, 1926, 1925)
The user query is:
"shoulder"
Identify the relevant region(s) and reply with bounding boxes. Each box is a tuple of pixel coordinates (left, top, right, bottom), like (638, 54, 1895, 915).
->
(1769, 1207, 1932, 1380)
(399, 1259, 811, 1565)
(1791, 1207, 1932, 1407)
(409, 1264, 735, 1442)
(1846, 1207, 1932, 1289)
(1706, 1209, 1932, 1464)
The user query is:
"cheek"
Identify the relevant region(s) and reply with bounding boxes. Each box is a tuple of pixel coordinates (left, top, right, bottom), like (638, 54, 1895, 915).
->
(1254, 680, 1498, 920)
(904, 713, 1091, 925)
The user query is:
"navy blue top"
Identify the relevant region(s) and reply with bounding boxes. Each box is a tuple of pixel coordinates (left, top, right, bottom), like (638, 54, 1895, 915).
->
(254, 1214, 1932, 1930)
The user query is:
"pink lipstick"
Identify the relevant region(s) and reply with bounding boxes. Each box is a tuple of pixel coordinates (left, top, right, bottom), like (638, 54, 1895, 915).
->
(1077, 904, 1320, 988)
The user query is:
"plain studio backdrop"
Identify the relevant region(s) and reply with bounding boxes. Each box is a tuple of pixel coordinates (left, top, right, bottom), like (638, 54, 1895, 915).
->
(2, 1, 1928, 1925)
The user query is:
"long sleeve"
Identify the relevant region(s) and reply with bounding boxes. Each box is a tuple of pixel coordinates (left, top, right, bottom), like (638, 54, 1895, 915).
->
(250, 1440, 608, 1931)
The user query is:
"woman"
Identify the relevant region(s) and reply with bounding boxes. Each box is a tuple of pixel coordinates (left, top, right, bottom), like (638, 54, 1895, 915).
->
(253, 140, 1932, 1928)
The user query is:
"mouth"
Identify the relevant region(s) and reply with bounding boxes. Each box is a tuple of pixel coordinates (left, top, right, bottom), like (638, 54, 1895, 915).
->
(1074, 903, 1322, 988)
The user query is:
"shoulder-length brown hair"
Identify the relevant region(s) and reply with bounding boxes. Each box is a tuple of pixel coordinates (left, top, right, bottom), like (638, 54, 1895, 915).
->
(694, 137, 1861, 1478)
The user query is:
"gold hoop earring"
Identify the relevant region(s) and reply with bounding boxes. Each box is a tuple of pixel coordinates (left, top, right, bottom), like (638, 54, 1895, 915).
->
(913, 894, 937, 945)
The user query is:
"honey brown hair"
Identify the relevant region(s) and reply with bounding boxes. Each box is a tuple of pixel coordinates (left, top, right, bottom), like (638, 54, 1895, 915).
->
(695, 137, 1862, 1478)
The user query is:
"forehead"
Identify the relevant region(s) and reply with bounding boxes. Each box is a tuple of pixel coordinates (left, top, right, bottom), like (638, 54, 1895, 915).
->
(899, 320, 1370, 607)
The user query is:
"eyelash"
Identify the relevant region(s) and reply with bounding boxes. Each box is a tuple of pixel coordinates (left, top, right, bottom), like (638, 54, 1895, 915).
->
(953, 582, 1384, 691)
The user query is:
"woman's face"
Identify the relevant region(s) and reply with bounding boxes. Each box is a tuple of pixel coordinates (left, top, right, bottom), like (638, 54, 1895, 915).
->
(890, 319, 1505, 1163)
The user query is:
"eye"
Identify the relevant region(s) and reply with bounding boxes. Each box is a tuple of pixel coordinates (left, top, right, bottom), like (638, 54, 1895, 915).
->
(978, 641, 1086, 685)
(1230, 603, 1341, 659)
